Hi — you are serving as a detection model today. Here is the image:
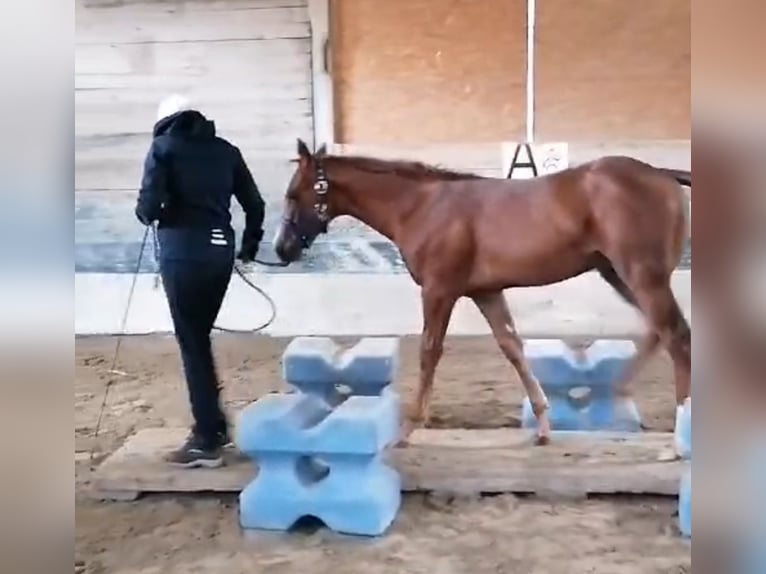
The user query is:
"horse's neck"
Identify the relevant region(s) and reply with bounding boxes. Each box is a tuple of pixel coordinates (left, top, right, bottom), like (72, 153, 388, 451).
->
(330, 166, 424, 241)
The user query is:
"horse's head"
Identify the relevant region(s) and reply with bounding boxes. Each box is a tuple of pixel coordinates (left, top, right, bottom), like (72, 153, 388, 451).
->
(274, 138, 331, 263)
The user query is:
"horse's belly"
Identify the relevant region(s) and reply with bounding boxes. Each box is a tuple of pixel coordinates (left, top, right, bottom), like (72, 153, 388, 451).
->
(471, 243, 593, 289)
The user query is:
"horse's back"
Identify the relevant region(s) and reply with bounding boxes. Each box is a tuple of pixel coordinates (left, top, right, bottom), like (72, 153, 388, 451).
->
(574, 155, 689, 271)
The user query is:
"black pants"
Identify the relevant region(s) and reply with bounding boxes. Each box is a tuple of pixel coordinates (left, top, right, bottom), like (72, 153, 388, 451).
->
(160, 256, 233, 447)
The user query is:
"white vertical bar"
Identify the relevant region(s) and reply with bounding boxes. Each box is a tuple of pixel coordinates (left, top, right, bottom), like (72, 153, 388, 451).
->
(308, 0, 333, 149)
(526, 0, 536, 143)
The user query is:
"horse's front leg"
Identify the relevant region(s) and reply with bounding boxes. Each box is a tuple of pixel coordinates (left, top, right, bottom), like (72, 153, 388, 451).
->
(399, 288, 457, 444)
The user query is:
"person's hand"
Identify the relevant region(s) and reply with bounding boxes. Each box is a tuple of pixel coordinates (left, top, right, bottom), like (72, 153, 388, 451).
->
(236, 242, 259, 263)
(237, 228, 263, 262)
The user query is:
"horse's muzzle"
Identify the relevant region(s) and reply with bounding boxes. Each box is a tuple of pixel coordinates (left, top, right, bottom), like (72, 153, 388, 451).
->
(274, 226, 304, 263)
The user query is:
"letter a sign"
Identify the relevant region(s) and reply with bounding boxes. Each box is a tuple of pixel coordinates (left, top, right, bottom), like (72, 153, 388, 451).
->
(506, 143, 538, 179)
(502, 142, 569, 180)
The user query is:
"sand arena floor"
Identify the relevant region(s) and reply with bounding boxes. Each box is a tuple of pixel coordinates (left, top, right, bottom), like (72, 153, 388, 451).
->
(75, 334, 691, 574)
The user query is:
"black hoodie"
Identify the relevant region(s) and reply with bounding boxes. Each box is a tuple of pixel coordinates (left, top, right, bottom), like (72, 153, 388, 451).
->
(134, 109, 265, 262)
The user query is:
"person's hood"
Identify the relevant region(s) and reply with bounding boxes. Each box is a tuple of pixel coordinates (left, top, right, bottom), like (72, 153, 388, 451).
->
(152, 110, 216, 138)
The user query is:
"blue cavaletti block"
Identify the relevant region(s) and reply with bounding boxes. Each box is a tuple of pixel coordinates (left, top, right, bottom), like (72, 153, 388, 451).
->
(236, 336, 402, 537)
(282, 337, 400, 402)
(678, 462, 691, 538)
(675, 397, 691, 459)
(741, 544, 766, 574)
(675, 399, 691, 539)
(239, 455, 401, 536)
(236, 390, 400, 457)
(520, 339, 641, 432)
(736, 439, 766, 573)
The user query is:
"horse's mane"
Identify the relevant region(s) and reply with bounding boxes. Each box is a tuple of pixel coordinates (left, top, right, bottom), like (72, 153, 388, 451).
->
(325, 154, 485, 181)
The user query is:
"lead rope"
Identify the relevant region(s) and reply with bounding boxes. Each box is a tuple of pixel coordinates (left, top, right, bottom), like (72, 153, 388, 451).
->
(89, 224, 286, 466)
(148, 223, 286, 332)
(89, 225, 150, 466)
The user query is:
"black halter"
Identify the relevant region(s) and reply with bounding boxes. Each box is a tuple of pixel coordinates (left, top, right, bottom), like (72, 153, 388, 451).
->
(284, 157, 330, 249)
(313, 158, 330, 225)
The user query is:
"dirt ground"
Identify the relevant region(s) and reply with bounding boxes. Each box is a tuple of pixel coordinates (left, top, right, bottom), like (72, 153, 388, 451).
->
(75, 334, 691, 574)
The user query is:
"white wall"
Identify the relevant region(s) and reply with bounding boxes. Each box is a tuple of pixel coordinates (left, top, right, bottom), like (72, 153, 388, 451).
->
(75, 270, 691, 337)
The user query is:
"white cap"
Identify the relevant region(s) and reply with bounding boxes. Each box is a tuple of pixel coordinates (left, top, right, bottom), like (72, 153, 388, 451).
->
(156, 93, 193, 122)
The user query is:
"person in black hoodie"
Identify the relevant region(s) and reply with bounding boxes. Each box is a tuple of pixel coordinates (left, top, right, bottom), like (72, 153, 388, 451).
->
(135, 94, 265, 468)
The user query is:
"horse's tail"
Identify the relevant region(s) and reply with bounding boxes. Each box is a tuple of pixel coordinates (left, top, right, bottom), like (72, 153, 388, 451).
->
(657, 167, 691, 187)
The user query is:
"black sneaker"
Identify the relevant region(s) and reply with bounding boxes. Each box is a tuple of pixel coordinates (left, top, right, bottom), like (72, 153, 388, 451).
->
(217, 430, 234, 449)
(165, 433, 223, 469)
(191, 422, 232, 449)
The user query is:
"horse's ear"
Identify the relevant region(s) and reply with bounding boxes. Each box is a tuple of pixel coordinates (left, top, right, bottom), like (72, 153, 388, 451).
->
(316, 143, 328, 157)
(296, 138, 311, 160)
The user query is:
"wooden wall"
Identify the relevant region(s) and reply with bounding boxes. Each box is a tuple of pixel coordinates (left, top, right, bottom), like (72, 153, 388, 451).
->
(330, 0, 690, 145)
(331, 0, 527, 144)
(535, 0, 690, 141)
(75, 0, 314, 198)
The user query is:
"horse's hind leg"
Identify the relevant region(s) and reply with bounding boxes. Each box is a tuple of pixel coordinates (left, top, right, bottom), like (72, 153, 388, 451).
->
(472, 291, 551, 445)
(624, 268, 691, 405)
(595, 255, 662, 397)
(627, 269, 690, 458)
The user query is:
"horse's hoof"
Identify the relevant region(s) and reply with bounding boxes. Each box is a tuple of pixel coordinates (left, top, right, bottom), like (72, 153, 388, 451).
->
(657, 447, 681, 462)
(396, 421, 416, 447)
(534, 434, 551, 446)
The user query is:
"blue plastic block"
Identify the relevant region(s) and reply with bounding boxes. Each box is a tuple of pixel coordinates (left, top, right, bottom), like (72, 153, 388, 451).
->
(235, 386, 402, 536)
(236, 389, 400, 456)
(239, 454, 401, 536)
(741, 544, 766, 574)
(520, 339, 641, 432)
(282, 337, 399, 401)
(678, 462, 691, 538)
(675, 397, 691, 460)
(737, 440, 766, 572)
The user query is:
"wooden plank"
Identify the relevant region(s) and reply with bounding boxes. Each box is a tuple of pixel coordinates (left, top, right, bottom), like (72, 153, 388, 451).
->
(75, 136, 303, 161)
(75, 87, 312, 116)
(81, 0, 308, 10)
(75, 133, 302, 161)
(90, 427, 682, 501)
(75, 40, 310, 77)
(76, 106, 312, 137)
(76, 157, 298, 195)
(76, 70, 311, 92)
(76, 4, 310, 44)
(75, 131, 311, 183)
(75, 85, 311, 107)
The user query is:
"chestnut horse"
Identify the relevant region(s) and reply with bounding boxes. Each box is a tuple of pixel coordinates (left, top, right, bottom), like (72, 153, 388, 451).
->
(274, 139, 691, 448)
